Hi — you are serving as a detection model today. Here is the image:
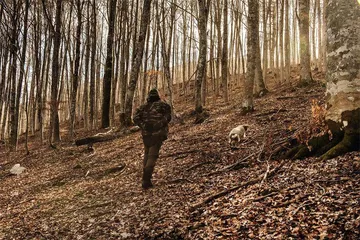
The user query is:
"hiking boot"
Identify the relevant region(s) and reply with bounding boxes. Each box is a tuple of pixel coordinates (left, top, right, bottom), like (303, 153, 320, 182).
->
(142, 168, 154, 189)
(142, 180, 153, 189)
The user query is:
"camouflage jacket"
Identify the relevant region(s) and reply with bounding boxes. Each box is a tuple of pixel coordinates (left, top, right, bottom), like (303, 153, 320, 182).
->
(133, 100, 171, 139)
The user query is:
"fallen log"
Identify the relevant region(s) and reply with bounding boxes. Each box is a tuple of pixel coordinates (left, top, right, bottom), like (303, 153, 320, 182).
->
(75, 126, 140, 146)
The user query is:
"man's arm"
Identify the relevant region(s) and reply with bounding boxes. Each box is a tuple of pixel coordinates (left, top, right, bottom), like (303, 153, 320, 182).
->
(133, 106, 144, 127)
(163, 103, 172, 123)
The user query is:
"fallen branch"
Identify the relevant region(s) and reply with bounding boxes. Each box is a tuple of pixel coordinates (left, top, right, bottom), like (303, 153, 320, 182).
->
(191, 161, 286, 210)
(206, 150, 262, 176)
(259, 161, 271, 186)
(75, 127, 140, 146)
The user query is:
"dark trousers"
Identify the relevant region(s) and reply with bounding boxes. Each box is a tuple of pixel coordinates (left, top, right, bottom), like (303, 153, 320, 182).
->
(142, 135, 163, 185)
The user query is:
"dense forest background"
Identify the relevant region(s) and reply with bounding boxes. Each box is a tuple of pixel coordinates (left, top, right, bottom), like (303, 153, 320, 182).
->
(0, 0, 359, 239)
(0, 0, 329, 149)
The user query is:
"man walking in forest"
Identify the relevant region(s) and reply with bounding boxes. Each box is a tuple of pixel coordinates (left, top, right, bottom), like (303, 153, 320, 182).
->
(133, 89, 172, 189)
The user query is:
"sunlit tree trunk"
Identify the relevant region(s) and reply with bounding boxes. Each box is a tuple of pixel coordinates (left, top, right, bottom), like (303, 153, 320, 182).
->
(70, 0, 83, 139)
(322, 0, 360, 159)
(195, 0, 210, 113)
(242, 0, 258, 112)
(222, 0, 229, 102)
(123, 0, 152, 127)
(298, 0, 313, 85)
(89, 0, 97, 130)
(284, 0, 290, 80)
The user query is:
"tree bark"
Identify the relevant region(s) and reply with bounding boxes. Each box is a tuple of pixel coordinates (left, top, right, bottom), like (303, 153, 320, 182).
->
(122, 0, 152, 127)
(195, 0, 210, 114)
(89, 0, 97, 130)
(101, 0, 118, 128)
(242, 0, 258, 112)
(70, 0, 83, 139)
(298, 0, 313, 85)
(221, 0, 229, 102)
(322, 0, 360, 159)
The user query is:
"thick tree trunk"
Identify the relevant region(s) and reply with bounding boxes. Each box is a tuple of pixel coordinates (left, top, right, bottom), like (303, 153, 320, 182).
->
(286, 0, 360, 160)
(298, 0, 313, 85)
(322, 0, 360, 159)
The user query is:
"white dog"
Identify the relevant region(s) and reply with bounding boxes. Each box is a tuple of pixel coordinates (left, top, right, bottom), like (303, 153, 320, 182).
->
(228, 125, 249, 147)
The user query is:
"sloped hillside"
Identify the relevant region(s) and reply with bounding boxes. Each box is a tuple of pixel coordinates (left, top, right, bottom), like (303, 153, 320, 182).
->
(0, 76, 359, 239)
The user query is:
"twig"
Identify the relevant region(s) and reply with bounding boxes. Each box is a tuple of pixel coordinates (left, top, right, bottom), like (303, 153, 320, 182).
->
(191, 161, 286, 211)
(252, 191, 278, 202)
(292, 200, 314, 215)
(163, 149, 202, 158)
(168, 178, 194, 184)
(259, 161, 271, 187)
(186, 161, 211, 171)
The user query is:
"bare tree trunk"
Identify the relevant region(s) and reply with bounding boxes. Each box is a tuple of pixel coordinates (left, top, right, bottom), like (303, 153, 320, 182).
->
(8, 2, 19, 149)
(221, 0, 229, 102)
(45, 0, 63, 144)
(242, 0, 258, 112)
(70, 0, 83, 139)
(321, 0, 326, 72)
(101, 0, 117, 128)
(195, 0, 210, 114)
(89, 0, 97, 130)
(118, 0, 129, 126)
(83, 1, 90, 129)
(123, 0, 152, 127)
(284, 0, 290, 80)
(298, 0, 313, 85)
(262, 0, 269, 81)
(279, 0, 284, 82)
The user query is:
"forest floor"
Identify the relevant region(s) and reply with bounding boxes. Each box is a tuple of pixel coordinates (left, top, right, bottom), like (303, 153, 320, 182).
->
(0, 70, 359, 239)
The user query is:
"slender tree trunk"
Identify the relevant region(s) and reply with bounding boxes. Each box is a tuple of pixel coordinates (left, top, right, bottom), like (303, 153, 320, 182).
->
(89, 0, 97, 130)
(9, 0, 19, 149)
(222, 0, 229, 102)
(195, 0, 210, 114)
(242, 0, 258, 112)
(284, 0, 290, 80)
(298, 0, 313, 85)
(101, 0, 118, 128)
(279, 0, 284, 82)
(123, 0, 152, 127)
(70, 0, 83, 139)
(48, 0, 63, 144)
(321, 0, 327, 72)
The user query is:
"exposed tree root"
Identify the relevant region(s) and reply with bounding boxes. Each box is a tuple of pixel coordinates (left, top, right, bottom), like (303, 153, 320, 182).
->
(284, 130, 359, 160)
(321, 131, 360, 160)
